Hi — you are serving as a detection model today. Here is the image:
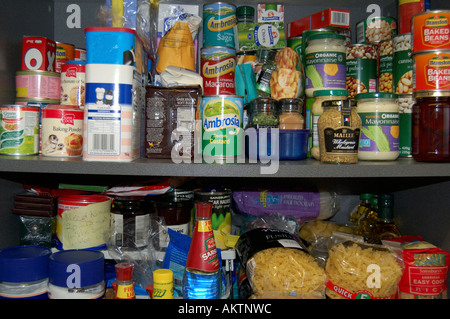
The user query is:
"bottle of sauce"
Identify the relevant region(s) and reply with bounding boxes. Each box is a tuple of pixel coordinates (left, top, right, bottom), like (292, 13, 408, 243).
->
(373, 194, 402, 239)
(349, 193, 373, 224)
(358, 195, 379, 238)
(113, 262, 135, 299)
(152, 268, 174, 299)
(278, 98, 304, 130)
(183, 202, 221, 299)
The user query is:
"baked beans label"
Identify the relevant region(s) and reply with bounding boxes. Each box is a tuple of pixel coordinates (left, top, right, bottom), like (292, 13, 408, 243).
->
(422, 16, 450, 48)
(425, 55, 450, 88)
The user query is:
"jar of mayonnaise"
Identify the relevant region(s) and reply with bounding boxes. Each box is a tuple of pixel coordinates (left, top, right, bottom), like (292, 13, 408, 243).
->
(355, 93, 399, 161)
(311, 89, 349, 160)
(305, 33, 347, 97)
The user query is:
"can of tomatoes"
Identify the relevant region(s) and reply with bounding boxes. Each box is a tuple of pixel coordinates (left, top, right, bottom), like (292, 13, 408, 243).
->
(412, 50, 450, 94)
(411, 10, 450, 52)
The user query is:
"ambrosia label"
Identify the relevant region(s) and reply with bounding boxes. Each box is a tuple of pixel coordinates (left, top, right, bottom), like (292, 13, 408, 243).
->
(413, 51, 450, 91)
(201, 47, 236, 95)
(412, 11, 450, 52)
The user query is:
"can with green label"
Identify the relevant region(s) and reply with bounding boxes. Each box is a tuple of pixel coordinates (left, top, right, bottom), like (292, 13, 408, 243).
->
(346, 44, 378, 98)
(397, 94, 415, 157)
(393, 33, 413, 94)
(200, 95, 244, 163)
(378, 39, 393, 93)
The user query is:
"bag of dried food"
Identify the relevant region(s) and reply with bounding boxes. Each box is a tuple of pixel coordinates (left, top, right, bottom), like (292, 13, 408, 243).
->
(270, 47, 304, 100)
(235, 228, 327, 299)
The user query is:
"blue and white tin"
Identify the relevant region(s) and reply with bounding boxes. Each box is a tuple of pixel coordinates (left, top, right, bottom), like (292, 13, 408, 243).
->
(203, 2, 237, 48)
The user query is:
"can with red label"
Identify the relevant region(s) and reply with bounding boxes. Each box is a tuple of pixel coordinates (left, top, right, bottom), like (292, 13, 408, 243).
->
(74, 48, 86, 61)
(412, 50, 450, 94)
(21, 36, 56, 72)
(412, 10, 450, 52)
(201, 46, 236, 95)
(398, 0, 429, 34)
(60, 61, 86, 107)
(55, 42, 75, 73)
(41, 104, 84, 157)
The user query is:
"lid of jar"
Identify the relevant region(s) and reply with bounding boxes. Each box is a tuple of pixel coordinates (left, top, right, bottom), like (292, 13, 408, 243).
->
(248, 97, 277, 112)
(313, 89, 349, 97)
(322, 99, 356, 108)
(236, 6, 254, 17)
(0, 245, 51, 283)
(307, 33, 346, 42)
(195, 202, 213, 219)
(378, 194, 394, 208)
(149, 194, 193, 208)
(278, 98, 304, 111)
(354, 92, 398, 100)
(49, 249, 104, 287)
(115, 262, 134, 282)
(413, 90, 450, 98)
(153, 268, 173, 283)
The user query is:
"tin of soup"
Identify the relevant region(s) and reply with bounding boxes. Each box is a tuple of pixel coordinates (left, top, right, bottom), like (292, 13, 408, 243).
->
(203, 2, 237, 48)
(201, 46, 236, 95)
(412, 10, 450, 52)
(412, 50, 450, 93)
(200, 95, 244, 162)
(0, 105, 40, 155)
(15, 70, 61, 100)
(41, 104, 84, 157)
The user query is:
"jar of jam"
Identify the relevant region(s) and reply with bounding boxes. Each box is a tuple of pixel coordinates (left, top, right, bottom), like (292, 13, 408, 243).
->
(412, 92, 450, 162)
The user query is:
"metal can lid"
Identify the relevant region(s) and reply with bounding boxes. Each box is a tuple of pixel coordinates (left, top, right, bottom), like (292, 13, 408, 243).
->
(313, 89, 349, 97)
(307, 33, 346, 42)
(355, 92, 398, 100)
(0, 245, 51, 283)
(413, 90, 450, 98)
(49, 249, 104, 287)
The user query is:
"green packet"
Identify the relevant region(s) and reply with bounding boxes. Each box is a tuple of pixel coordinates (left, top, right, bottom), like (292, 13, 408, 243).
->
(237, 22, 286, 51)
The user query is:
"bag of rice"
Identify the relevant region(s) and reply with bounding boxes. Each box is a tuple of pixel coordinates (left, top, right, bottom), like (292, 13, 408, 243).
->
(235, 228, 327, 299)
(325, 232, 404, 299)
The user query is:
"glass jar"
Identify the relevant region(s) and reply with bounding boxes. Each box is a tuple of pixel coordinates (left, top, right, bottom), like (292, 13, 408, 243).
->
(305, 33, 347, 97)
(311, 89, 349, 160)
(318, 99, 361, 164)
(355, 93, 399, 161)
(236, 6, 254, 23)
(246, 97, 279, 129)
(278, 98, 304, 130)
(111, 196, 150, 249)
(412, 93, 450, 162)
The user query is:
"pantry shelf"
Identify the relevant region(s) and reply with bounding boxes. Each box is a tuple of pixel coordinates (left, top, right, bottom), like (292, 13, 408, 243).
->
(1, 155, 449, 179)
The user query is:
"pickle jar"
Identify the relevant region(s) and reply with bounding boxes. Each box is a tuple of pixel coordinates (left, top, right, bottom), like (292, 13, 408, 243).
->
(412, 92, 450, 162)
(318, 99, 361, 164)
(278, 98, 304, 130)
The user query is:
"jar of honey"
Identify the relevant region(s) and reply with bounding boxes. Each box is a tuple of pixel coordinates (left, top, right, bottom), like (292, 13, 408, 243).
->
(412, 92, 450, 162)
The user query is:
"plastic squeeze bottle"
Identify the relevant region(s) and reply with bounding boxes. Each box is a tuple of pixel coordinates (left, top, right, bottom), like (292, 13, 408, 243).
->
(183, 202, 221, 299)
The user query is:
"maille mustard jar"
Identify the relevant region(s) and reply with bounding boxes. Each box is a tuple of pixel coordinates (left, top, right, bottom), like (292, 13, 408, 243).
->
(318, 99, 361, 164)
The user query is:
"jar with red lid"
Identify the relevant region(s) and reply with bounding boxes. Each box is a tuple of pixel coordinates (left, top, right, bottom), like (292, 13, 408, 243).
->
(412, 92, 450, 162)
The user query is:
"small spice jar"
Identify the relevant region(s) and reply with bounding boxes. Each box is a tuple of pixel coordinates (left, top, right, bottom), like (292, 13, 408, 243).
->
(412, 92, 450, 162)
(355, 93, 399, 161)
(311, 89, 349, 160)
(246, 97, 279, 129)
(318, 99, 361, 164)
(278, 98, 304, 130)
(111, 196, 150, 249)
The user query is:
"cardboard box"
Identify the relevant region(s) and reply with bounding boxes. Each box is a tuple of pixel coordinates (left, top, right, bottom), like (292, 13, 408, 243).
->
(257, 4, 284, 23)
(21, 36, 56, 72)
(237, 22, 286, 51)
(287, 8, 350, 38)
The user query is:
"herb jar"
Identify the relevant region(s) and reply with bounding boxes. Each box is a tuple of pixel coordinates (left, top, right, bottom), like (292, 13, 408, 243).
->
(318, 99, 361, 164)
(278, 98, 304, 130)
(412, 92, 450, 162)
(305, 33, 347, 97)
(311, 89, 349, 160)
(246, 97, 279, 128)
(355, 93, 399, 161)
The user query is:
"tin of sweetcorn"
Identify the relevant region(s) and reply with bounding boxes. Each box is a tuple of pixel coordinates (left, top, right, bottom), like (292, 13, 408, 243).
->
(201, 96, 243, 160)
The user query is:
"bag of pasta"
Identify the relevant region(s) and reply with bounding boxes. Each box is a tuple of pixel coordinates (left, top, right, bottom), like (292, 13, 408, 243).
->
(325, 232, 404, 299)
(235, 228, 327, 299)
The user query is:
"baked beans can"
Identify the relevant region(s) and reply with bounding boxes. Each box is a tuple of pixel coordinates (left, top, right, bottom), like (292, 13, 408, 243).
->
(56, 195, 111, 250)
(21, 36, 56, 72)
(378, 39, 394, 93)
(393, 34, 413, 94)
(356, 17, 397, 43)
(200, 95, 244, 163)
(0, 105, 40, 155)
(398, 0, 429, 34)
(411, 10, 450, 52)
(412, 50, 450, 94)
(203, 2, 237, 48)
(346, 44, 378, 98)
(397, 94, 415, 157)
(41, 104, 84, 157)
(201, 46, 236, 95)
(60, 61, 86, 107)
(15, 70, 61, 100)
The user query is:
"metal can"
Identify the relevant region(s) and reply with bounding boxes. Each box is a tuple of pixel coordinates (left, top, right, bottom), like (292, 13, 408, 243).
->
(398, 0, 429, 34)
(201, 46, 236, 95)
(200, 95, 244, 162)
(41, 104, 84, 157)
(74, 47, 86, 61)
(393, 34, 413, 94)
(346, 44, 378, 98)
(397, 94, 415, 157)
(411, 10, 450, 52)
(287, 36, 303, 59)
(203, 2, 237, 48)
(60, 61, 86, 107)
(356, 17, 397, 43)
(0, 105, 39, 155)
(412, 50, 450, 94)
(378, 39, 394, 93)
(15, 70, 61, 100)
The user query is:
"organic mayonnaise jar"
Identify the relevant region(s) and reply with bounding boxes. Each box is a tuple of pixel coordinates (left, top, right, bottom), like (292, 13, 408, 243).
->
(355, 93, 400, 161)
(305, 33, 347, 98)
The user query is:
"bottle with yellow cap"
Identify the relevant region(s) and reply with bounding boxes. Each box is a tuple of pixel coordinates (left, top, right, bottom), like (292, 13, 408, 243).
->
(152, 269, 174, 299)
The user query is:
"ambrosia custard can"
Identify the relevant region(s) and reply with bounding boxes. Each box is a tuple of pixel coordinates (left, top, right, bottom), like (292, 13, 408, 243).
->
(201, 46, 236, 95)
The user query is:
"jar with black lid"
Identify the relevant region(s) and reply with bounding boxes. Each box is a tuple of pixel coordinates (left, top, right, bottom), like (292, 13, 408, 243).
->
(412, 91, 450, 162)
(110, 197, 150, 249)
(246, 97, 279, 129)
